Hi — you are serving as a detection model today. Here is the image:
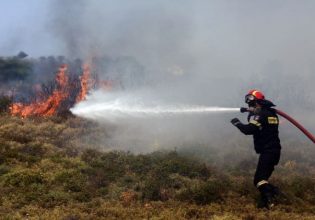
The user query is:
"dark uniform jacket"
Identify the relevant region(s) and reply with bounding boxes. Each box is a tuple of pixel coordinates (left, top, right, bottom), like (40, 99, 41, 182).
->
(235, 107, 281, 154)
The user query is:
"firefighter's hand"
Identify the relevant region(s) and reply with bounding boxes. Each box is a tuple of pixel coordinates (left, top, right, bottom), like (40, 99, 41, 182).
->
(231, 118, 241, 126)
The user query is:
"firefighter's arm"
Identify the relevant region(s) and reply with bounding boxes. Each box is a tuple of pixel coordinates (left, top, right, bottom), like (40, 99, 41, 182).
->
(231, 118, 260, 135)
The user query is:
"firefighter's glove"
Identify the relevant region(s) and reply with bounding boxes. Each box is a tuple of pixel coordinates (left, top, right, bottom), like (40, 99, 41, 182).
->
(231, 118, 241, 126)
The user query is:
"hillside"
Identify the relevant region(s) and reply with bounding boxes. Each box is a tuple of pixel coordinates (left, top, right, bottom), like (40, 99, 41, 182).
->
(0, 115, 314, 219)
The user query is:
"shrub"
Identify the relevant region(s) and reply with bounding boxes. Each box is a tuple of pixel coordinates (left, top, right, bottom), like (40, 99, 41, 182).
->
(141, 176, 165, 201)
(40, 190, 72, 208)
(4, 170, 44, 187)
(0, 57, 32, 81)
(0, 96, 12, 113)
(21, 142, 45, 157)
(0, 165, 10, 176)
(289, 176, 315, 203)
(177, 179, 228, 205)
(127, 154, 153, 174)
(55, 169, 87, 192)
(73, 191, 92, 202)
(82, 151, 126, 188)
(153, 151, 211, 179)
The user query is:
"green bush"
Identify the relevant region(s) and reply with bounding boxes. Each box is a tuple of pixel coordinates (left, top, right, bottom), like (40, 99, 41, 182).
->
(0, 96, 11, 113)
(4, 170, 44, 187)
(152, 151, 211, 179)
(178, 179, 229, 205)
(82, 151, 126, 188)
(55, 169, 87, 192)
(127, 154, 153, 174)
(0, 165, 10, 176)
(141, 178, 162, 201)
(0, 57, 32, 81)
(40, 190, 72, 208)
(289, 176, 315, 203)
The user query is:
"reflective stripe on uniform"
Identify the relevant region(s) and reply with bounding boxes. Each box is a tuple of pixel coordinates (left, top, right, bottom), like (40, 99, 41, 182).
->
(268, 117, 278, 124)
(249, 120, 262, 127)
(256, 180, 268, 188)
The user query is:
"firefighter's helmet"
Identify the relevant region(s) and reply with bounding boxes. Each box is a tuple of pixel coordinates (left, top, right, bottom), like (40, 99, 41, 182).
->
(245, 89, 265, 104)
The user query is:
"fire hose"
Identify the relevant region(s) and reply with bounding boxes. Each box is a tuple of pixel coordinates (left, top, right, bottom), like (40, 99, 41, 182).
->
(240, 107, 315, 144)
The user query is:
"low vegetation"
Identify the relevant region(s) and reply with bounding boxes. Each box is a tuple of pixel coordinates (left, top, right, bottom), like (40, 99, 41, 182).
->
(0, 115, 314, 219)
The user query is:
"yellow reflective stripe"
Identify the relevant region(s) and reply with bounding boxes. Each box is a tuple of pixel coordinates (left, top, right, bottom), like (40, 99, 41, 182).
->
(268, 117, 278, 124)
(257, 180, 268, 188)
(249, 120, 261, 127)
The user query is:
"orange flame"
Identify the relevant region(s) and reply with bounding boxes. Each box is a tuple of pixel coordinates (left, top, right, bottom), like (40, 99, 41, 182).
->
(76, 64, 91, 102)
(11, 64, 69, 117)
(10, 62, 113, 117)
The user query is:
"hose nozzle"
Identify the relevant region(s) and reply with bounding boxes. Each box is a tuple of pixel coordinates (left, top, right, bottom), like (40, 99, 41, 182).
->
(240, 107, 256, 113)
(240, 107, 249, 113)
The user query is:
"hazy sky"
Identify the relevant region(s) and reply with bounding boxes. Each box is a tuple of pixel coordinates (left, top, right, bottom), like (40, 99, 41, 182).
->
(0, 1, 53, 55)
(1, 1, 315, 76)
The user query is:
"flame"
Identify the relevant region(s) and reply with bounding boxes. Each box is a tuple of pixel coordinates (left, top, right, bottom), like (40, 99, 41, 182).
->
(11, 64, 69, 117)
(10, 62, 113, 117)
(76, 64, 91, 102)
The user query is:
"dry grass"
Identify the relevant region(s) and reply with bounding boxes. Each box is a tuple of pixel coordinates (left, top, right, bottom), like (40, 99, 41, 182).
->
(1, 200, 315, 220)
(0, 114, 314, 219)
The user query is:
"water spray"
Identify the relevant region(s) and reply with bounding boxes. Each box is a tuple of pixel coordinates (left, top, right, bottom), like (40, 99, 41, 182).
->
(70, 91, 240, 120)
(72, 103, 239, 120)
(241, 107, 315, 144)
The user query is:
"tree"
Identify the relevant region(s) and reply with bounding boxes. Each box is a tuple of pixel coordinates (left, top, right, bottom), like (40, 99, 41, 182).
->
(0, 57, 32, 82)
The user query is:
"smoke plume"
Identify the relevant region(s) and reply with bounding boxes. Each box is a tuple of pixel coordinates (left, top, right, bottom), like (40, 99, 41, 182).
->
(1, 0, 315, 152)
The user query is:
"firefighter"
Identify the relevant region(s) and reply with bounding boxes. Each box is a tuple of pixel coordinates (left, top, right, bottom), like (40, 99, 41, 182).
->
(230, 90, 281, 209)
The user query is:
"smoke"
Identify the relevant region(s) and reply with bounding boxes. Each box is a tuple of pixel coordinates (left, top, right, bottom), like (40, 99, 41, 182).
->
(1, 1, 315, 152)
(46, 1, 315, 108)
(51, 0, 315, 151)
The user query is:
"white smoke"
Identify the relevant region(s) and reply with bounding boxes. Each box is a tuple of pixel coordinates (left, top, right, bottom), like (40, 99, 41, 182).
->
(2, 0, 314, 152)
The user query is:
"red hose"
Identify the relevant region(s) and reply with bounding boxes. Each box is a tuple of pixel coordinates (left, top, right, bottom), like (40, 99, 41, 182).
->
(275, 109, 315, 144)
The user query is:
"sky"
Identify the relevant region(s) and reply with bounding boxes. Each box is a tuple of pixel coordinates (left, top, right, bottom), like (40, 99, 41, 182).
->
(0, 1, 54, 55)
(1, 0, 315, 76)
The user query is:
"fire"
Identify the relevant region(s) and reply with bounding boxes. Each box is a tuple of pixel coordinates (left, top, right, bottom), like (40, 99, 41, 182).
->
(76, 64, 91, 103)
(11, 64, 69, 117)
(10, 62, 113, 117)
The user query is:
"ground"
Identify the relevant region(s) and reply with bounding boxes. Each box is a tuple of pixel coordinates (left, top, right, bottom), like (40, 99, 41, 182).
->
(0, 115, 314, 219)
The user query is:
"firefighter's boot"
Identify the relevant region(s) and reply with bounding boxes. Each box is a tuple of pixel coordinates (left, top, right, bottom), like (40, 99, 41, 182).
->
(257, 183, 276, 209)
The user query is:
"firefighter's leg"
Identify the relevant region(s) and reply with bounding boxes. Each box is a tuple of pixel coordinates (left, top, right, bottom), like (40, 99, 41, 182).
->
(254, 151, 280, 208)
